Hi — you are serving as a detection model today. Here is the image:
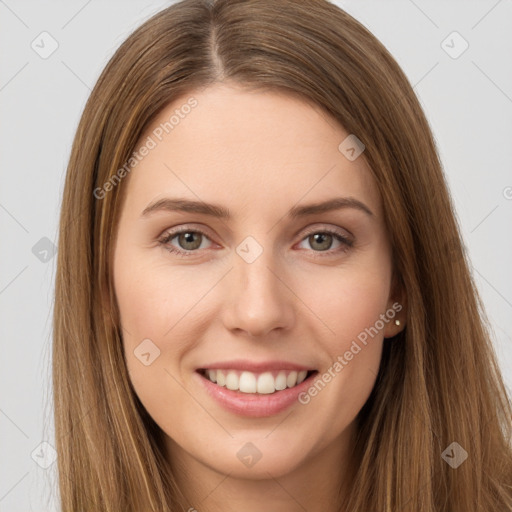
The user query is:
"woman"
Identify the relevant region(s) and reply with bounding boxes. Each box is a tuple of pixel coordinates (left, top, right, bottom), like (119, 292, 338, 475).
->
(53, 0, 512, 510)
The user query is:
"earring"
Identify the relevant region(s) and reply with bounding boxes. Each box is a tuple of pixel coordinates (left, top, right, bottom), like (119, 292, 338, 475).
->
(394, 319, 401, 326)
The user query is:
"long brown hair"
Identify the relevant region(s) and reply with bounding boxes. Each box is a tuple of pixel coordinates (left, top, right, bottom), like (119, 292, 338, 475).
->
(53, 0, 512, 510)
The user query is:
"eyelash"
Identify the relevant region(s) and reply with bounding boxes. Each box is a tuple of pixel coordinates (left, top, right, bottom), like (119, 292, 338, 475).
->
(157, 226, 354, 259)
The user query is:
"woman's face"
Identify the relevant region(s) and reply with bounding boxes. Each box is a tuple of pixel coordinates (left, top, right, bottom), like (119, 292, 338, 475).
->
(113, 83, 402, 482)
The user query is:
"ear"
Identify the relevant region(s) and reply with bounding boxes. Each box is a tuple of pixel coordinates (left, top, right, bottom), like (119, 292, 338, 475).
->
(383, 272, 407, 339)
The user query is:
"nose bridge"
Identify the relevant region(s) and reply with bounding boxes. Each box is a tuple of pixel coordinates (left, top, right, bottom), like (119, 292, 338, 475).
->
(222, 236, 294, 336)
(237, 246, 278, 299)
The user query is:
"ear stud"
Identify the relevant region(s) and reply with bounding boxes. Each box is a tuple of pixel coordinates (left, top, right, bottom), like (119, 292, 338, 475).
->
(394, 319, 401, 326)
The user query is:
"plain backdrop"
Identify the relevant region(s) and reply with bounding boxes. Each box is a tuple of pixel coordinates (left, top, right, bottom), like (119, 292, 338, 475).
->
(1, 0, 511, 510)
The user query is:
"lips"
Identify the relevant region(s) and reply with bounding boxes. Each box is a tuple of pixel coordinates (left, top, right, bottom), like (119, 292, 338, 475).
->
(195, 360, 318, 417)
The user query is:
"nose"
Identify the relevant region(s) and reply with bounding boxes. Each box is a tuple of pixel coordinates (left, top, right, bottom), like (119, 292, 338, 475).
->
(220, 246, 296, 338)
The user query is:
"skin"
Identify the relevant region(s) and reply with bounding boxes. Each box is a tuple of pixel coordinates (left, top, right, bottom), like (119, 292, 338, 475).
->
(112, 82, 405, 512)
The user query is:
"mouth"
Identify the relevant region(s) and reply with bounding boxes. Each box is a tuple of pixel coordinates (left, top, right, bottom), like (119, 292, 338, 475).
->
(195, 361, 318, 418)
(197, 368, 318, 394)
(194, 360, 319, 417)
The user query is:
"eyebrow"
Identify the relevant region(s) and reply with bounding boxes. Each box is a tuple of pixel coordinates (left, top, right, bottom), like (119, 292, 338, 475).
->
(141, 197, 374, 219)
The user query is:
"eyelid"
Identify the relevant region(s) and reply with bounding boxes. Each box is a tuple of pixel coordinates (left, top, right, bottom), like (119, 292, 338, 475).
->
(298, 223, 353, 241)
(158, 223, 215, 240)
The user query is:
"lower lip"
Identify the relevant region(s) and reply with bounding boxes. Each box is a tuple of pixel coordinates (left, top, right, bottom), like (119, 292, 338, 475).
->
(195, 370, 317, 417)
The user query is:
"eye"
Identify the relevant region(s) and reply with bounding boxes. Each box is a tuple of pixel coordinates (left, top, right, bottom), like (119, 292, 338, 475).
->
(296, 229, 353, 255)
(158, 228, 213, 257)
(157, 225, 354, 258)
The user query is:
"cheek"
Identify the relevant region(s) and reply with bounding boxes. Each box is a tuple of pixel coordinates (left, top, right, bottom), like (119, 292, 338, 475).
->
(113, 254, 213, 410)
(302, 263, 391, 345)
(296, 258, 391, 406)
(114, 255, 204, 339)
(114, 266, 194, 433)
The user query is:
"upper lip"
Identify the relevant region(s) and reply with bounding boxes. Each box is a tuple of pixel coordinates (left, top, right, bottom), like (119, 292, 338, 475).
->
(197, 359, 316, 372)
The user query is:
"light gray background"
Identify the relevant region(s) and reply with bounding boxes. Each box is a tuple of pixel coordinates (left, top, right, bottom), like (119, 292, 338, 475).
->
(1, 0, 511, 510)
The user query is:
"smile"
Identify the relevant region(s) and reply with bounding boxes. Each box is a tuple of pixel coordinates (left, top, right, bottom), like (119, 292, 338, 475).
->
(195, 364, 319, 417)
(198, 368, 314, 394)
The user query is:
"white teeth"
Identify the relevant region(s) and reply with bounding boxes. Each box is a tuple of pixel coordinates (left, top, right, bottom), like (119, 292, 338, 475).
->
(287, 371, 298, 388)
(225, 371, 239, 390)
(297, 370, 307, 384)
(239, 371, 257, 393)
(216, 370, 226, 386)
(257, 372, 275, 394)
(275, 371, 287, 390)
(203, 368, 311, 394)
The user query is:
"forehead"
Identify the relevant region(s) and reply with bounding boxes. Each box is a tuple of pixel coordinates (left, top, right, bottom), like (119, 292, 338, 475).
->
(122, 83, 381, 220)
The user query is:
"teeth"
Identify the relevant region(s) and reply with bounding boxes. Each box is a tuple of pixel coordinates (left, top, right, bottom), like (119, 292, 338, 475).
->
(257, 372, 275, 394)
(286, 371, 298, 387)
(216, 370, 226, 387)
(203, 369, 311, 394)
(275, 371, 287, 390)
(239, 371, 257, 393)
(225, 371, 239, 391)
